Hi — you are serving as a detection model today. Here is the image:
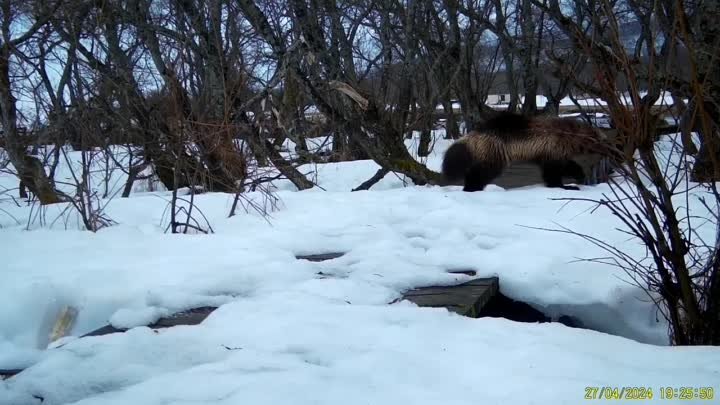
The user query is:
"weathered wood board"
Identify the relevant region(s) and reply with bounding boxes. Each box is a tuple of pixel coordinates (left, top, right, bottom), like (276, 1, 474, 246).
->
(446, 269, 477, 276)
(4, 306, 220, 380)
(4, 254, 489, 381)
(80, 306, 218, 339)
(80, 324, 124, 338)
(295, 252, 346, 262)
(492, 163, 547, 189)
(298, 254, 480, 278)
(399, 277, 499, 318)
(151, 306, 218, 328)
(0, 368, 23, 380)
(492, 154, 607, 189)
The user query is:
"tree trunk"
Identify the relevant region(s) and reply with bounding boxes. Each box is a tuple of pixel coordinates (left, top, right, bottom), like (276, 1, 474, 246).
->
(519, 0, 539, 115)
(294, 134, 310, 161)
(417, 128, 431, 157)
(500, 45, 520, 112)
(196, 134, 247, 193)
(331, 130, 346, 161)
(243, 124, 313, 190)
(417, 101, 433, 157)
(691, 101, 720, 182)
(122, 163, 149, 198)
(671, 93, 698, 155)
(441, 100, 460, 139)
(691, 137, 720, 182)
(543, 98, 560, 116)
(350, 121, 443, 186)
(0, 48, 61, 205)
(347, 133, 370, 160)
(262, 139, 314, 190)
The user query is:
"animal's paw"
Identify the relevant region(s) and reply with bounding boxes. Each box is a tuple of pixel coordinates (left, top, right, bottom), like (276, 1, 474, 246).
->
(561, 185, 581, 191)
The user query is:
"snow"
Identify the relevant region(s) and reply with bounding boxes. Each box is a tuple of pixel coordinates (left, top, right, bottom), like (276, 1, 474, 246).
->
(1, 130, 719, 405)
(3, 302, 719, 405)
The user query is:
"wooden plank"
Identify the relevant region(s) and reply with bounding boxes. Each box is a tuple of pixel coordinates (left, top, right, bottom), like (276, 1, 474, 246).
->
(492, 154, 606, 189)
(295, 252, 346, 262)
(3, 306, 220, 381)
(492, 163, 545, 189)
(447, 269, 477, 276)
(80, 324, 126, 338)
(80, 306, 219, 339)
(0, 369, 23, 380)
(10, 277, 499, 381)
(399, 277, 499, 318)
(149, 306, 217, 328)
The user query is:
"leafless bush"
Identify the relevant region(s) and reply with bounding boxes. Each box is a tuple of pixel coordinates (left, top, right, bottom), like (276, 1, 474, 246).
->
(56, 147, 117, 232)
(164, 188, 215, 235)
(535, 0, 720, 345)
(229, 174, 282, 222)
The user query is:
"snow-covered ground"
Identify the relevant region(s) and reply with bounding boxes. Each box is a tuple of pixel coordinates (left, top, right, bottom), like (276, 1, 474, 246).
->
(0, 131, 718, 405)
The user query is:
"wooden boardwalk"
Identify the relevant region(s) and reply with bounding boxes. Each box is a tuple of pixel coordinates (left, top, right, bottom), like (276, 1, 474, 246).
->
(493, 154, 609, 189)
(298, 252, 500, 317)
(399, 277, 499, 318)
(0, 368, 22, 380)
(296, 252, 346, 262)
(80, 306, 219, 339)
(3, 252, 499, 380)
(1, 306, 220, 380)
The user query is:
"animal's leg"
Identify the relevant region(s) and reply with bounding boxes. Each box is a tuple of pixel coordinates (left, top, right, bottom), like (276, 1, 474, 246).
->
(561, 159, 586, 185)
(540, 160, 580, 191)
(464, 161, 504, 192)
(442, 142, 474, 183)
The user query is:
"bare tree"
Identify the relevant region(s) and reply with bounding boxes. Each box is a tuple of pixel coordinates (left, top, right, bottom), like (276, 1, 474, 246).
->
(535, 0, 720, 345)
(237, 0, 451, 186)
(0, 0, 63, 204)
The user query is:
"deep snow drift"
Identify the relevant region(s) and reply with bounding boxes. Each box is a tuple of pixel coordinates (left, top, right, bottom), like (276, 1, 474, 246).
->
(0, 130, 718, 405)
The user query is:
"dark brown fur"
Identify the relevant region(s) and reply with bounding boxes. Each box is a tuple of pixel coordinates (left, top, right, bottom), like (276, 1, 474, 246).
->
(442, 112, 614, 191)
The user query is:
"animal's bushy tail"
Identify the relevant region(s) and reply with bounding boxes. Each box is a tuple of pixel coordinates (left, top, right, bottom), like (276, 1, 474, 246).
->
(441, 141, 474, 183)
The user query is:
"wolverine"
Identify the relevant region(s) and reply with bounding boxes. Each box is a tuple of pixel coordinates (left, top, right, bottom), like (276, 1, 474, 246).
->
(442, 111, 615, 191)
